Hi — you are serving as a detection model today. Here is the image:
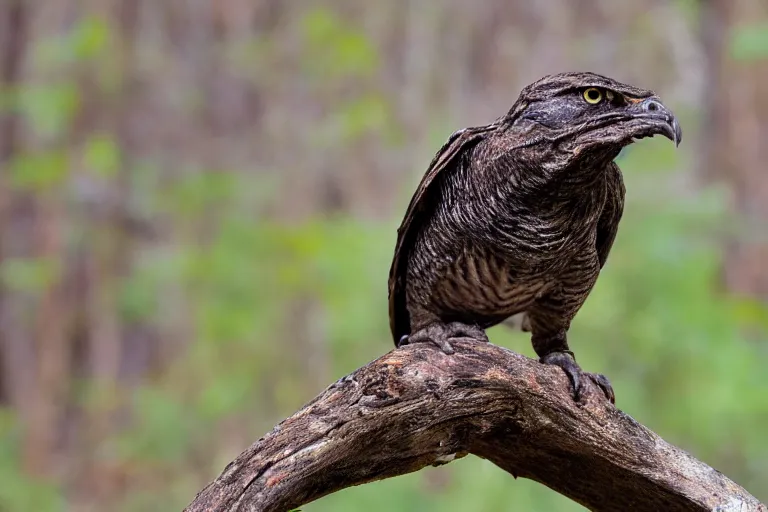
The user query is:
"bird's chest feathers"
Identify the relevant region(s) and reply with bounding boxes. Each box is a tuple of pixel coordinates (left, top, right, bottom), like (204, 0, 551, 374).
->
(432, 163, 608, 306)
(420, 182, 606, 321)
(474, 179, 606, 269)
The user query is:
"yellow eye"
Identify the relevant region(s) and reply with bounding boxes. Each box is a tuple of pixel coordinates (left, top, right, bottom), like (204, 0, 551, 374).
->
(583, 88, 603, 104)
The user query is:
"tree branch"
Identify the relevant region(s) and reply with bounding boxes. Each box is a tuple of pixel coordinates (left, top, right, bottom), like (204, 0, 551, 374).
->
(185, 341, 766, 512)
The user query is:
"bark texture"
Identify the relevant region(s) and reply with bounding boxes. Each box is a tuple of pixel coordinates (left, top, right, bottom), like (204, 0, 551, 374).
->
(185, 341, 766, 512)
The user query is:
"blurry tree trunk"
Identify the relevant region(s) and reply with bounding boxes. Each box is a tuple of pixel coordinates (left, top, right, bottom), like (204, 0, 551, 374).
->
(0, 1, 25, 164)
(699, 0, 768, 299)
(0, 0, 28, 408)
(25, 0, 79, 478)
(0, 0, 61, 478)
(28, 191, 71, 477)
(75, 0, 142, 502)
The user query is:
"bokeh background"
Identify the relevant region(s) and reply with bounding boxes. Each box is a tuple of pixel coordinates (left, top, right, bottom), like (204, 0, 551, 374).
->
(1, 1, 767, 510)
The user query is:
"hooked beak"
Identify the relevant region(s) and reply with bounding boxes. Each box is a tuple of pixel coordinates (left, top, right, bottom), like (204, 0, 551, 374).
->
(631, 97, 682, 147)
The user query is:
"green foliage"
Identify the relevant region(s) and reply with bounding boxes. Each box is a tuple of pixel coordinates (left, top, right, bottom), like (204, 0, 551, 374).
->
(69, 16, 111, 61)
(83, 133, 121, 177)
(9, 150, 69, 190)
(300, 8, 378, 80)
(36, 14, 111, 66)
(730, 23, 768, 60)
(118, 387, 195, 463)
(118, 251, 168, 322)
(163, 171, 238, 216)
(0, 410, 63, 512)
(297, 7, 399, 146)
(324, 93, 394, 142)
(0, 257, 60, 292)
(16, 83, 80, 139)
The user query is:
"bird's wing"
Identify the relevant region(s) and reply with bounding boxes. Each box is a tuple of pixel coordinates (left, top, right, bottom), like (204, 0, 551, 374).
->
(388, 125, 496, 344)
(596, 162, 626, 268)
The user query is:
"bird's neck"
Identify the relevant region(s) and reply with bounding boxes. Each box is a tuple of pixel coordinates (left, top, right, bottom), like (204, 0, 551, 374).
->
(505, 146, 618, 205)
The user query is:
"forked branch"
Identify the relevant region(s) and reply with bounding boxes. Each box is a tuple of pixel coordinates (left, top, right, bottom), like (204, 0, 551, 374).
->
(185, 341, 766, 512)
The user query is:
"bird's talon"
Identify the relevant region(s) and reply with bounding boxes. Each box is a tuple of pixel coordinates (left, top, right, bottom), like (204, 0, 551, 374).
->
(401, 322, 487, 355)
(540, 350, 614, 404)
(434, 340, 455, 355)
(588, 373, 616, 404)
(444, 322, 489, 343)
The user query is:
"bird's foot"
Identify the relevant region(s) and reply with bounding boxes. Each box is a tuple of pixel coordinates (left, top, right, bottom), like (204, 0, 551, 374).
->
(398, 322, 489, 355)
(540, 350, 615, 404)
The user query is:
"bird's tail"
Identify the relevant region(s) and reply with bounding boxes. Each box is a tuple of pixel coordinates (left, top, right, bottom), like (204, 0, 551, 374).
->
(502, 312, 531, 332)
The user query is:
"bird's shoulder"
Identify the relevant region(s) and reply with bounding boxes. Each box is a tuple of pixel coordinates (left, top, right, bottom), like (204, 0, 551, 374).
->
(387, 124, 499, 342)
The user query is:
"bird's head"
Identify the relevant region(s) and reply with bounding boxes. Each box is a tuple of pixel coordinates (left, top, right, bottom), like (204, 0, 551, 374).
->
(505, 72, 682, 161)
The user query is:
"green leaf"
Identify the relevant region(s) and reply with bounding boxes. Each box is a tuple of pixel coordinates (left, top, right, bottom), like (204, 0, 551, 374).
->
(71, 16, 110, 61)
(10, 151, 69, 190)
(83, 133, 121, 176)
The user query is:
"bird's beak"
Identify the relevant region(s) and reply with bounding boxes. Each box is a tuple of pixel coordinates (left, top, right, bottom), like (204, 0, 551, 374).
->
(632, 97, 682, 147)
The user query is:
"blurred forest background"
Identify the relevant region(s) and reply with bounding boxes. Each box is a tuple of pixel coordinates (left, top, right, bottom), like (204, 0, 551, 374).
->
(0, 0, 767, 510)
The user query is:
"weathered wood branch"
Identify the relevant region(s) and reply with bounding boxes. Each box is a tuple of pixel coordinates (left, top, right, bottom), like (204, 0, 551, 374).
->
(185, 341, 766, 512)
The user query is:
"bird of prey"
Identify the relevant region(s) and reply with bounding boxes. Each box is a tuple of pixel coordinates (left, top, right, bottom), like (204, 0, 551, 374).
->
(388, 72, 682, 403)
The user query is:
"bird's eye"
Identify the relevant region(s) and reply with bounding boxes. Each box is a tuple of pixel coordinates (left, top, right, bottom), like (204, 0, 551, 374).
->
(583, 88, 603, 104)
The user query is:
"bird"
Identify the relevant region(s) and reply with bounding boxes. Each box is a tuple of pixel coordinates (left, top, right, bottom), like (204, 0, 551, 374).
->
(387, 72, 682, 403)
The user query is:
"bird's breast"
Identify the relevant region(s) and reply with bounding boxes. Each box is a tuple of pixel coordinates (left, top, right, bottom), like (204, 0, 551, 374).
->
(405, 184, 605, 328)
(429, 244, 556, 324)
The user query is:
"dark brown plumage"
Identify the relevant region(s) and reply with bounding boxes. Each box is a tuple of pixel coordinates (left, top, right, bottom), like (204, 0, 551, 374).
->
(388, 72, 682, 403)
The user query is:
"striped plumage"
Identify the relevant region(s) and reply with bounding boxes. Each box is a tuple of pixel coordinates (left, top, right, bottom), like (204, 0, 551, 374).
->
(388, 72, 682, 403)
